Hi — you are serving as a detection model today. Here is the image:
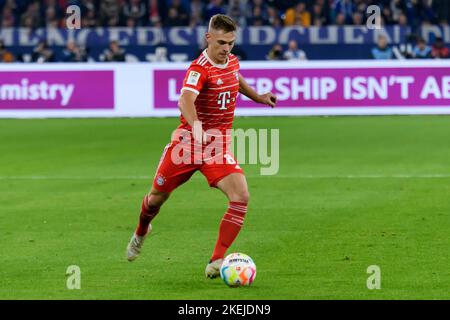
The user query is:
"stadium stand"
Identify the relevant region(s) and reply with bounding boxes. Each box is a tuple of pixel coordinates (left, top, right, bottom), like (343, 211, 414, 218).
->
(0, 0, 449, 61)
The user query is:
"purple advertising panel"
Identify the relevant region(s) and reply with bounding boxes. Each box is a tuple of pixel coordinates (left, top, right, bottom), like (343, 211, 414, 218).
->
(154, 67, 450, 108)
(0, 71, 114, 109)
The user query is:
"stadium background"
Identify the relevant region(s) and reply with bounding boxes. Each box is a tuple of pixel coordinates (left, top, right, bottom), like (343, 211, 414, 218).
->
(1, 0, 450, 300)
(0, 0, 449, 61)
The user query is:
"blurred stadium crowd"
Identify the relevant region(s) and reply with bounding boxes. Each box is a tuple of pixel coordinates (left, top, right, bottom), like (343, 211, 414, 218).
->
(0, 0, 449, 62)
(1, 0, 449, 28)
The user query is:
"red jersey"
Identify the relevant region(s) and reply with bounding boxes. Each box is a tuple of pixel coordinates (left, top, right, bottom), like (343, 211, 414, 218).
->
(153, 50, 244, 193)
(179, 49, 240, 134)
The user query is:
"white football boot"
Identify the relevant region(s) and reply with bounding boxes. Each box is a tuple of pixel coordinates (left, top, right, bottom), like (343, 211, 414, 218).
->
(126, 224, 152, 261)
(205, 259, 224, 279)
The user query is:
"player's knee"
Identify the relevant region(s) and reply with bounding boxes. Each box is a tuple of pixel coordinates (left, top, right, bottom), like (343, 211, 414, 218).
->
(242, 191, 250, 204)
(231, 190, 250, 204)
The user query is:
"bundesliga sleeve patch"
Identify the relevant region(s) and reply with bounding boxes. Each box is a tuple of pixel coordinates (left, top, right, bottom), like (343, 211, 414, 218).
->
(186, 71, 201, 86)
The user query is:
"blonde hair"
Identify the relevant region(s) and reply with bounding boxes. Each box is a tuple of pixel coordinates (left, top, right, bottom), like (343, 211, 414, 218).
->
(208, 14, 237, 33)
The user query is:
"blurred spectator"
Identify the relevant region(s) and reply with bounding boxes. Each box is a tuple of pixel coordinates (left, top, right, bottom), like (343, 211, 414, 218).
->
(164, 7, 179, 27)
(422, 0, 437, 25)
(227, 0, 246, 27)
(32, 41, 55, 63)
(123, 0, 146, 26)
(432, 0, 450, 25)
(431, 37, 450, 59)
(205, 0, 226, 22)
(311, 2, 328, 26)
(266, 43, 284, 61)
(398, 13, 408, 27)
(147, 0, 165, 27)
(403, 0, 436, 29)
(412, 37, 432, 59)
(284, 2, 311, 27)
(397, 33, 417, 59)
(267, 5, 282, 27)
(335, 12, 346, 26)
(62, 40, 88, 62)
(99, 0, 120, 27)
(126, 17, 137, 28)
(1, 5, 16, 28)
(382, 6, 395, 25)
(371, 35, 394, 59)
(2, 0, 19, 13)
(390, 0, 405, 23)
(82, 6, 98, 28)
(190, 0, 205, 27)
(81, 0, 97, 13)
(164, 0, 189, 26)
(247, 5, 269, 26)
(45, 0, 63, 22)
(247, 0, 268, 24)
(0, 40, 15, 62)
(353, 0, 367, 15)
(283, 40, 307, 60)
(21, 15, 35, 28)
(331, 0, 353, 25)
(101, 40, 126, 62)
(45, 4, 61, 28)
(20, 0, 41, 29)
(352, 12, 364, 26)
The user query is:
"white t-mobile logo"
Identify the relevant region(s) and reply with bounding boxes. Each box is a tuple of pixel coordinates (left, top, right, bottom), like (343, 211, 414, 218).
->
(218, 91, 231, 110)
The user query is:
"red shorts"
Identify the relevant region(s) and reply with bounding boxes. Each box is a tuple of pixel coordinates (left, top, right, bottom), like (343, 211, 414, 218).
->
(152, 141, 244, 193)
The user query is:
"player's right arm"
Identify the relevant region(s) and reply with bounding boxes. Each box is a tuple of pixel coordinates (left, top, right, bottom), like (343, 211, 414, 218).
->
(178, 65, 208, 144)
(178, 90, 203, 144)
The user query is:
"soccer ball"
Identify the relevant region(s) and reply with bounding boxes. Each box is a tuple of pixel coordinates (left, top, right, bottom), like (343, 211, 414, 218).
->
(220, 253, 256, 287)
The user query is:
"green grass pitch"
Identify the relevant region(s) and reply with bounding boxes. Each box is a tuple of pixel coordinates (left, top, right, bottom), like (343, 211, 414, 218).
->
(1, 115, 450, 299)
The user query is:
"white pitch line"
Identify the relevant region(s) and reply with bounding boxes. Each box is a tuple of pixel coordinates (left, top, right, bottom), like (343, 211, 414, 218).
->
(287, 174, 450, 179)
(0, 176, 153, 180)
(1, 174, 450, 180)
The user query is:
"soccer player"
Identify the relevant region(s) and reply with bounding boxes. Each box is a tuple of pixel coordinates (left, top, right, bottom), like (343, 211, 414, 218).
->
(126, 14, 277, 278)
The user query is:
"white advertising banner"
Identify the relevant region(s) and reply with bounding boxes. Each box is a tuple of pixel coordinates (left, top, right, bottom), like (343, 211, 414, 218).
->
(0, 60, 450, 118)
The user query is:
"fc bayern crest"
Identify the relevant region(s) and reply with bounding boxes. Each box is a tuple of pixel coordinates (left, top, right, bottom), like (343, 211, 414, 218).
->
(156, 174, 165, 186)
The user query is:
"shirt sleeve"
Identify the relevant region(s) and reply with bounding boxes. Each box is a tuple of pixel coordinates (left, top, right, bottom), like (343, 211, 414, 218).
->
(181, 65, 208, 95)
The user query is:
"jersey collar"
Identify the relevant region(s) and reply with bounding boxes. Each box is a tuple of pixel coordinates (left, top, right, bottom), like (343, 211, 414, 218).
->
(203, 49, 229, 69)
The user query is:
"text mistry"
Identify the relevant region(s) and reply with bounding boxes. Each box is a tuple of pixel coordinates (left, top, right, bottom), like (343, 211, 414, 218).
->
(0, 79, 74, 106)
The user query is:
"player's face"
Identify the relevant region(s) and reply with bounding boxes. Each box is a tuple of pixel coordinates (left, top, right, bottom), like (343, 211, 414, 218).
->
(206, 29, 235, 64)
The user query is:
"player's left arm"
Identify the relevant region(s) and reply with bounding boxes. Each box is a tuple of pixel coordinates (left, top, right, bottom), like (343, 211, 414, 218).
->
(238, 73, 277, 108)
